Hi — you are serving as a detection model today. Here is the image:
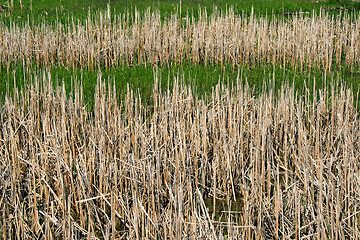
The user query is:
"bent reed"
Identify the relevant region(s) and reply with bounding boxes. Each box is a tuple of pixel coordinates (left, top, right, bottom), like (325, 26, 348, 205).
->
(0, 71, 359, 239)
(0, 7, 360, 71)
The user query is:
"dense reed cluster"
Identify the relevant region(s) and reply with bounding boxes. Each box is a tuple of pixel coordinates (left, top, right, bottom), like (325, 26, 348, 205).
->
(0, 7, 359, 71)
(0, 72, 359, 239)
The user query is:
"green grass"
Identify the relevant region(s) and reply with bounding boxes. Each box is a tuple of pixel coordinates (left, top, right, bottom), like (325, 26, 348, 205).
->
(1, 0, 360, 108)
(2, 63, 359, 109)
(1, 0, 360, 24)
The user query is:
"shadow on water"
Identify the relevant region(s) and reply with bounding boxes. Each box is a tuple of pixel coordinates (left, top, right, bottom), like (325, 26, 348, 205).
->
(203, 192, 245, 234)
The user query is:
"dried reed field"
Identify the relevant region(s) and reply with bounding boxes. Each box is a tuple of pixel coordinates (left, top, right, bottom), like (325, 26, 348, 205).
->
(0, 8, 360, 71)
(1, 71, 360, 239)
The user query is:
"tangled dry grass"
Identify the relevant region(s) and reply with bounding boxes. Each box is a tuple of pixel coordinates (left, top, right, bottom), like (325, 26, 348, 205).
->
(0, 7, 359, 71)
(0, 71, 360, 239)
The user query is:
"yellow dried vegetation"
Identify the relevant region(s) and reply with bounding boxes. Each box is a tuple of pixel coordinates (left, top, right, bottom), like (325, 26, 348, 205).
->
(0, 71, 360, 239)
(0, 8, 359, 71)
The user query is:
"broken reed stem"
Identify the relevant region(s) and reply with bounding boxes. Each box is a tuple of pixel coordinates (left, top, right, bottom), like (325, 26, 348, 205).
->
(0, 7, 359, 70)
(0, 71, 360, 239)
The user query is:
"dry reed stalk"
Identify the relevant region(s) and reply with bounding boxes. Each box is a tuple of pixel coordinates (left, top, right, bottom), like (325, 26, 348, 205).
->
(0, 70, 360, 238)
(0, 8, 360, 71)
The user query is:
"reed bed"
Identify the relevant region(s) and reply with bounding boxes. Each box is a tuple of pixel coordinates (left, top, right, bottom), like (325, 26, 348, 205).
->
(0, 71, 359, 239)
(0, 7, 360, 71)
